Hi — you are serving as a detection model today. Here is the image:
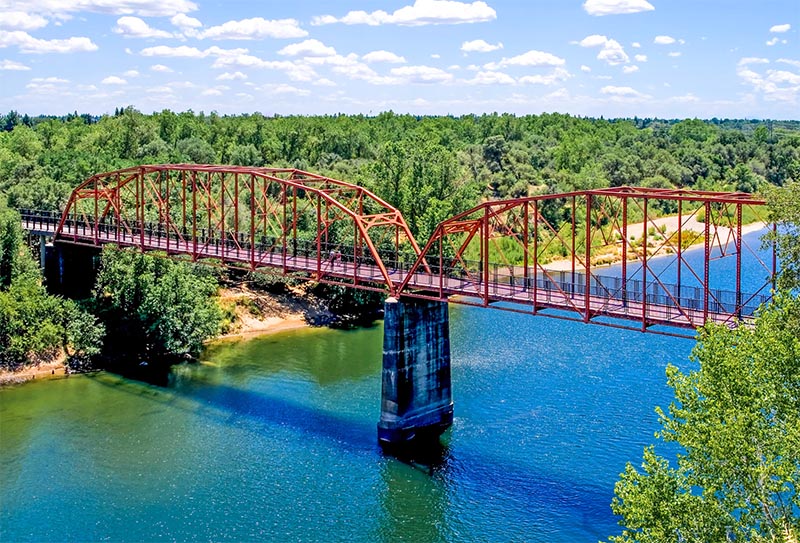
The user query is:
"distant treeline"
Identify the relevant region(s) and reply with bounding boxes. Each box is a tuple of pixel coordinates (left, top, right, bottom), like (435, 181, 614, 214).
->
(1, 108, 798, 240)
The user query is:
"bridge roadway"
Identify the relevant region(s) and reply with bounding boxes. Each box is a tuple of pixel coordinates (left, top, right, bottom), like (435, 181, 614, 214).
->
(24, 214, 765, 335)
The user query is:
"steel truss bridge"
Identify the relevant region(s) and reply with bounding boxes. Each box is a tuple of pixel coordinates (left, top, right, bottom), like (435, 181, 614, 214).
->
(22, 164, 776, 338)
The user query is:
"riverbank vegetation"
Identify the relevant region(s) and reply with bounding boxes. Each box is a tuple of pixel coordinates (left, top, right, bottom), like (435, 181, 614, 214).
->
(608, 182, 800, 543)
(0, 201, 103, 372)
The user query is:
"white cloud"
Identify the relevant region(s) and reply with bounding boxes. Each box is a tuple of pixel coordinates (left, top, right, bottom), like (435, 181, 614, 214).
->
(622, 64, 639, 73)
(0, 30, 98, 53)
(766, 37, 781, 46)
(4, 0, 198, 18)
(668, 51, 681, 57)
(738, 57, 769, 66)
(431, 53, 440, 59)
(583, 0, 654, 16)
(212, 53, 318, 82)
(485, 49, 565, 69)
(362, 50, 406, 63)
(31, 76, 68, 83)
(631, 41, 641, 48)
(113, 16, 173, 38)
(265, 83, 311, 96)
(216, 71, 246, 80)
(150, 63, 172, 72)
(634, 54, 647, 62)
(580, 64, 591, 72)
(465, 70, 515, 85)
(201, 88, 222, 96)
(171, 13, 201, 29)
(654, 35, 676, 45)
(461, 39, 503, 52)
(0, 11, 48, 30)
(600, 85, 650, 98)
(123, 69, 139, 77)
(140, 45, 247, 58)
(0, 58, 30, 69)
(769, 23, 791, 33)
(737, 57, 800, 103)
(102, 75, 126, 84)
(777, 58, 800, 69)
(390, 64, 453, 83)
(278, 39, 336, 57)
(313, 78, 336, 86)
(312, 0, 496, 27)
(518, 67, 571, 85)
(578, 35, 629, 65)
(199, 17, 307, 40)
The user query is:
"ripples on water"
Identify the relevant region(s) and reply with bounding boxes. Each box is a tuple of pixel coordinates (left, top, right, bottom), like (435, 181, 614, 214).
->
(0, 230, 772, 542)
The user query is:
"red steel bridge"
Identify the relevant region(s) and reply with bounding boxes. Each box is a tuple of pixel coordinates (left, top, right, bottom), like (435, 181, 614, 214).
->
(21, 164, 776, 338)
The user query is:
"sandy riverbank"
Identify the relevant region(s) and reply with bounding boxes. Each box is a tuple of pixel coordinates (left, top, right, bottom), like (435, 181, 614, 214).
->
(0, 359, 68, 386)
(542, 219, 768, 272)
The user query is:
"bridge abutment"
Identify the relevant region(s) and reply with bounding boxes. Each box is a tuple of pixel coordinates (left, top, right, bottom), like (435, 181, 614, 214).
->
(378, 297, 453, 448)
(44, 243, 101, 298)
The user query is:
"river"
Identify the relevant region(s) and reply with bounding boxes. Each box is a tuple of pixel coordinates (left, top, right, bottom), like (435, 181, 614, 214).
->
(0, 229, 773, 542)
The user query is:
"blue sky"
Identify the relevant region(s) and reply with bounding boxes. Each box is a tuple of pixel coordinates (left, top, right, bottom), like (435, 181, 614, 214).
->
(1, 0, 798, 118)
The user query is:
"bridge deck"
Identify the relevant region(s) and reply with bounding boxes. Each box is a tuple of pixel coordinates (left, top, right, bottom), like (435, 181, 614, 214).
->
(26, 216, 764, 334)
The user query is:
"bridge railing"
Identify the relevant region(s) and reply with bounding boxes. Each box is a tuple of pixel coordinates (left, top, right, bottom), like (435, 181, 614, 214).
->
(20, 209, 62, 231)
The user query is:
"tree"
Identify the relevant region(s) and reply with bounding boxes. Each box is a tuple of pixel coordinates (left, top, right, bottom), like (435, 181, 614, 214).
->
(765, 181, 800, 292)
(608, 294, 800, 542)
(93, 247, 223, 358)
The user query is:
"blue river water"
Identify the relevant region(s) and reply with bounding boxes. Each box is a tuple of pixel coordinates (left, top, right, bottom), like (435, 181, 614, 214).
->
(0, 229, 774, 542)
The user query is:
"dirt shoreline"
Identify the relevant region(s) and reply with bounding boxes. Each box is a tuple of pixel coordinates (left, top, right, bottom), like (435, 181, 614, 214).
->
(0, 360, 69, 387)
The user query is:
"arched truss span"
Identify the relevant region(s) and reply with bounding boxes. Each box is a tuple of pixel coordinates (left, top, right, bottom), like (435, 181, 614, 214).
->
(399, 187, 774, 331)
(57, 164, 423, 293)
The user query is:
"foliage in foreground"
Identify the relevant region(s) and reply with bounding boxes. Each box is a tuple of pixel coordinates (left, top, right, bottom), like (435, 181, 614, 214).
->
(93, 246, 224, 359)
(608, 294, 800, 543)
(765, 181, 800, 293)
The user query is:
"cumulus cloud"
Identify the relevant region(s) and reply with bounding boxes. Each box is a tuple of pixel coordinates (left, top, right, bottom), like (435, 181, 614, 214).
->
(583, 0, 654, 16)
(600, 85, 650, 98)
(362, 50, 406, 63)
(668, 51, 681, 57)
(766, 37, 779, 46)
(140, 45, 247, 58)
(102, 75, 126, 84)
(201, 88, 222, 96)
(389, 64, 453, 83)
(265, 83, 311, 96)
(769, 23, 791, 33)
(171, 13, 202, 29)
(461, 39, 503, 52)
(150, 63, 173, 72)
(518, 67, 571, 85)
(212, 53, 318, 82)
(312, 0, 496, 26)
(623, 65, 639, 73)
(484, 49, 565, 69)
(216, 71, 247, 80)
(0, 30, 98, 53)
(578, 34, 630, 65)
(123, 69, 139, 77)
(777, 58, 800, 69)
(634, 54, 647, 62)
(737, 57, 800, 103)
(580, 64, 591, 72)
(114, 16, 174, 38)
(3, 0, 198, 18)
(0, 11, 48, 30)
(198, 17, 307, 40)
(278, 39, 336, 57)
(654, 35, 676, 45)
(464, 70, 515, 85)
(0, 58, 30, 69)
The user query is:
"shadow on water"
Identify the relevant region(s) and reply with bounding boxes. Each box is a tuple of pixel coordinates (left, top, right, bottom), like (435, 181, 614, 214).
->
(86, 368, 617, 538)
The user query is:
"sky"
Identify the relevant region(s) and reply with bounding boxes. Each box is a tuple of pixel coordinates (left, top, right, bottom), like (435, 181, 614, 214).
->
(0, 0, 798, 119)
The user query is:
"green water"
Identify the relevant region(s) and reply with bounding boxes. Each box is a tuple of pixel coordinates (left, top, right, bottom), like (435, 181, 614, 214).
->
(1, 308, 692, 542)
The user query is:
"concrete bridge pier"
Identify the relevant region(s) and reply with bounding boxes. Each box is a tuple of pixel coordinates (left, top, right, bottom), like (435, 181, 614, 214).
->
(378, 297, 453, 448)
(44, 243, 101, 298)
